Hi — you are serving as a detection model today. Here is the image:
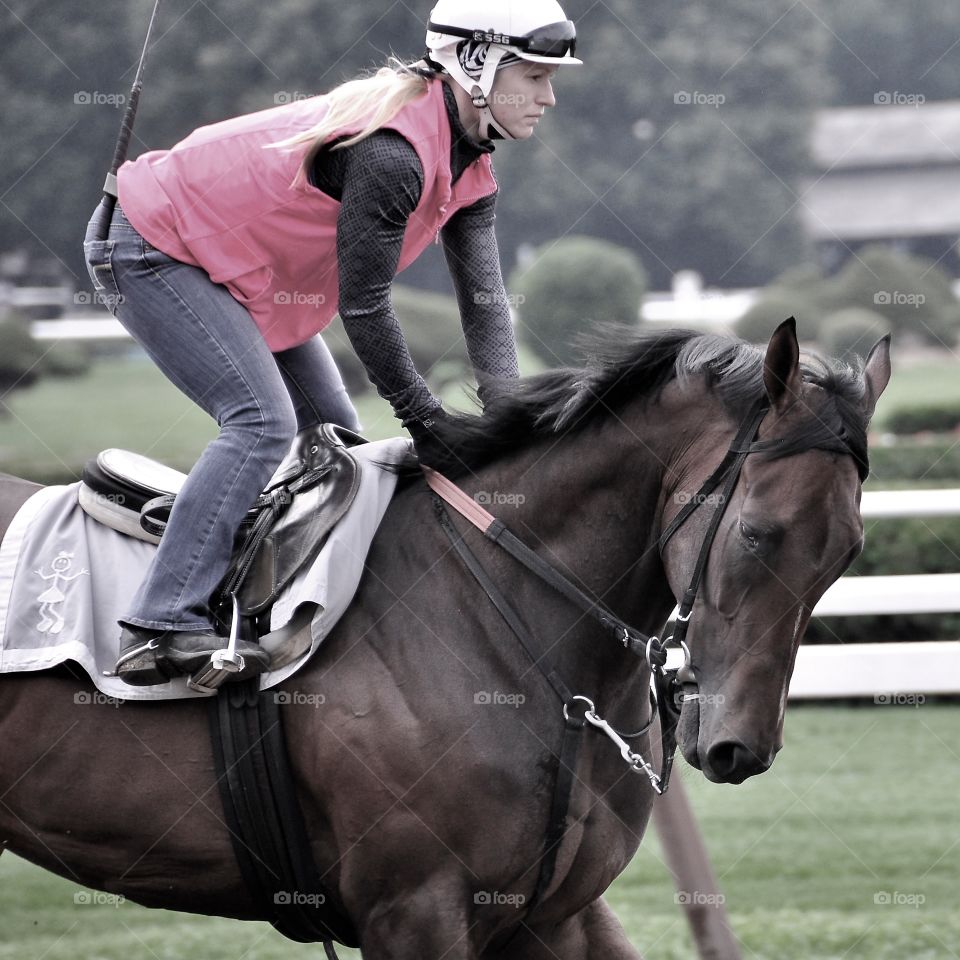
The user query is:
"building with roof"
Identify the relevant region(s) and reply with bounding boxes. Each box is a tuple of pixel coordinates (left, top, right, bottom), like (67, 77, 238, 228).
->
(801, 99, 960, 276)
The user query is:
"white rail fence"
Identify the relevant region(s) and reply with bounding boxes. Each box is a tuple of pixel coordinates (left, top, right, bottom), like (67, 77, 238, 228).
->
(791, 488, 960, 699)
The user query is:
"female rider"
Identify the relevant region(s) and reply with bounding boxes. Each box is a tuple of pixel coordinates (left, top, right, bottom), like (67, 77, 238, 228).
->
(82, 0, 581, 686)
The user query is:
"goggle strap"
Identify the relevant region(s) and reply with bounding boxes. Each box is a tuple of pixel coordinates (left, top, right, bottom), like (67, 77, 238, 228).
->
(428, 20, 576, 57)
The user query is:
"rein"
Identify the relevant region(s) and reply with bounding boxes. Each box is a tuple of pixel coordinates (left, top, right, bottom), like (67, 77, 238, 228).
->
(423, 396, 771, 913)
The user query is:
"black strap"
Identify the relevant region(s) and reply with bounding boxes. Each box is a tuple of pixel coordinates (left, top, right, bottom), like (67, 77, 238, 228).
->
(477, 517, 664, 664)
(208, 677, 358, 949)
(659, 398, 769, 550)
(534, 717, 584, 908)
(666, 400, 769, 652)
(433, 497, 587, 914)
(433, 498, 577, 703)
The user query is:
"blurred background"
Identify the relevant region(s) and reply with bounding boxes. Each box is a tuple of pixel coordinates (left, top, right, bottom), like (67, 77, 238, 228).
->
(1, 1, 958, 958)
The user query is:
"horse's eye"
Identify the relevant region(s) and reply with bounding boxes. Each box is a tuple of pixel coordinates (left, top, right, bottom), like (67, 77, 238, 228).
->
(739, 520, 760, 549)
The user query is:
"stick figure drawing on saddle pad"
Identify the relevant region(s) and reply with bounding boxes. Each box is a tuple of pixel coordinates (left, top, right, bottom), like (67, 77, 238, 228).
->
(36, 551, 89, 635)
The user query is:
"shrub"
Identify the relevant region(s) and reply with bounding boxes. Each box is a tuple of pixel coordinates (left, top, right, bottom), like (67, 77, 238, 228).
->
(818, 307, 889, 361)
(0, 317, 43, 410)
(741, 247, 960, 350)
(40, 341, 92, 379)
(884, 403, 960, 436)
(510, 236, 646, 367)
(735, 294, 818, 344)
(821, 245, 960, 347)
(805, 514, 960, 644)
(867, 440, 960, 483)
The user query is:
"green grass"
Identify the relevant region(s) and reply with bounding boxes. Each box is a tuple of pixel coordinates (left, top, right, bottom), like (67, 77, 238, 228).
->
(873, 357, 960, 429)
(0, 354, 217, 482)
(0, 345, 545, 484)
(1, 705, 956, 958)
(610, 704, 959, 958)
(0, 356, 433, 484)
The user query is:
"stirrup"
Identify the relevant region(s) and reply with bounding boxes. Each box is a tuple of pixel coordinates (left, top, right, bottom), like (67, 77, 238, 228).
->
(188, 595, 260, 695)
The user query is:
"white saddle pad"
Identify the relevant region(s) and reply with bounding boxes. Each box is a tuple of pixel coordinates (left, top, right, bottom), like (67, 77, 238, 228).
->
(0, 438, 411, 701)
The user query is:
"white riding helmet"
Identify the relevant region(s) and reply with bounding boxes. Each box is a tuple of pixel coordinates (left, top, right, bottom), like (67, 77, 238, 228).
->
(425, 0, 582, 140)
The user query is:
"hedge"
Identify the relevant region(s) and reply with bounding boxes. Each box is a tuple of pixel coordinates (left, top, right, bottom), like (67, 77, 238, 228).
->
(867, 439, 960, 483)
(884, 403, 960, 436)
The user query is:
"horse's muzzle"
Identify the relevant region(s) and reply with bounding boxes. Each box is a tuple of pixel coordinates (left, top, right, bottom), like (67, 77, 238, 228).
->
(702, 739, 774, 784)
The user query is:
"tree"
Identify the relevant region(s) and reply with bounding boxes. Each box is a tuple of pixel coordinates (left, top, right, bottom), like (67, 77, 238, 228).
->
(8, 0, 951, 297)
(493, 0, 834, 289)
(819, 308, 890, 361)
(511, 235, 646, 367)
(739, 247, 960, 350)
(821, 1, 960, 107)
(823, 246, 960, 347)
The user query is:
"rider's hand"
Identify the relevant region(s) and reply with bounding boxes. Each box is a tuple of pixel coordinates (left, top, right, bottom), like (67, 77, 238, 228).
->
(406, 406, 454, 471)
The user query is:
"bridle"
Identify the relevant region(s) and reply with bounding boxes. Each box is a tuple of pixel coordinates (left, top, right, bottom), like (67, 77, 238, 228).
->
(424, 395, 776, 915)
(427, 397, 772, 773)
(657, 396, 773, 658)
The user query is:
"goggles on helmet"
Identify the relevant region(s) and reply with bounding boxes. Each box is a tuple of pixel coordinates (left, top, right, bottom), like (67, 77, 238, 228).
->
(427, 19, 577, 59)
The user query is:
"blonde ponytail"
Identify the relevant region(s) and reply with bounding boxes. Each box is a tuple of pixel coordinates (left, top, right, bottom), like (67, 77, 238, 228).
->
(265, 59, 435, 188)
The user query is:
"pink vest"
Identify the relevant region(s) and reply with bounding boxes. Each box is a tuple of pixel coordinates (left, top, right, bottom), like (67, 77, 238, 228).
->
(117, 80, 497, 350)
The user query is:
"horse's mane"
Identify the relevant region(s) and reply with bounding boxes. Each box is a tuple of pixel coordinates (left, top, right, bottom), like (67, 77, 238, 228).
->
(399, 327, 871, 483)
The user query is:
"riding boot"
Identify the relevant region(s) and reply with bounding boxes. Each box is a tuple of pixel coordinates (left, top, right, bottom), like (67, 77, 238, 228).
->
(115, 625, 271, 686)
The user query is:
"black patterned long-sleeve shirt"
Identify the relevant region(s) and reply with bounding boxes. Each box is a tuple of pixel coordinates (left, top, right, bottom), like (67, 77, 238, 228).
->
(310, 81, 519, 425)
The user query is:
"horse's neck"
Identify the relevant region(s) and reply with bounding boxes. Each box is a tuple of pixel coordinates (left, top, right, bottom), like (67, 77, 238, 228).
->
(446, 416, 679, 708)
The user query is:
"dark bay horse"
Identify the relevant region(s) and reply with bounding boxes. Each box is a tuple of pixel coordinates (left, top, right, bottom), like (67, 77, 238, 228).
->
(0, 321, 889, 958)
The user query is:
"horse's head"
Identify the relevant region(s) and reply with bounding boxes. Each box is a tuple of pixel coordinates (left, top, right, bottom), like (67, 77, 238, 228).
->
(660, 319, 890, 784)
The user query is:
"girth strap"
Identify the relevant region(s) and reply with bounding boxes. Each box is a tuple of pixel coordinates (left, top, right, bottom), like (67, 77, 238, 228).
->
(207, 676, 358, 950)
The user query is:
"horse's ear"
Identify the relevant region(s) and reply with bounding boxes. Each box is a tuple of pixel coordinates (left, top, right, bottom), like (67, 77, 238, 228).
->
(762, 317, 802, 411)
(861, 334, 892, 419)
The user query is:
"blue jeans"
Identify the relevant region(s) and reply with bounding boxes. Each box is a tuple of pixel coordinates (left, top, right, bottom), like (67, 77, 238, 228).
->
(82, 199, 361, 631)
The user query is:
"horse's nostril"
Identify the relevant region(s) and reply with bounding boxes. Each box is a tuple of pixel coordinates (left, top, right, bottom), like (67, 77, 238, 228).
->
(705, 740, 769, 782)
